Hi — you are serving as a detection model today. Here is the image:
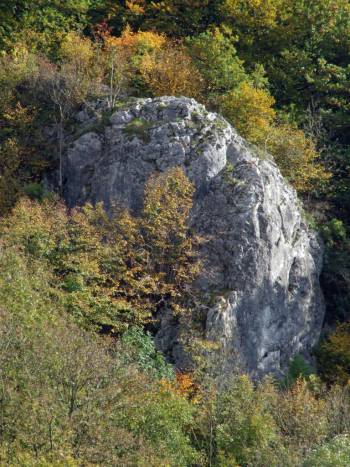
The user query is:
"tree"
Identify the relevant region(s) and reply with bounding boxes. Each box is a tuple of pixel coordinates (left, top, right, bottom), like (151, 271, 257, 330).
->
(317, 322, 350, 385)
(186, 27, 248, 97)
(141, 167, 201, 312)
(0, 305, 199, 465)
(0, 0, 94, 56)
(214, 376, 285, 466)
(271, 378, 328, 456)
(101, 27, 166, 102)
(0, 44, 40, 216)
(94, 0, 218, 37)
(219, 81, 276, 144)
(267, 123, 331, 193)
(303, 435, 350, 467)
(0, 168, 200, 331)
(140, 43, 204, 99)
(221, 0, 283, 31)
(38, 32, 101, 192)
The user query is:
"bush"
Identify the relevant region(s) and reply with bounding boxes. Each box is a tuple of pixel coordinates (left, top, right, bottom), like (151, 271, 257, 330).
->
(280, 355, 313, 389)
(121, 326, 174, 380)
(317, 323, 350, 385)
(214, 376, 286, 466)
(271, 378, 328, 454)
(0, 308, 198, 465)
(219, 82, 276, 144)
(140, 44, 204, 99)
(303, 435, 350, 466)
(0, 168, 200, 331)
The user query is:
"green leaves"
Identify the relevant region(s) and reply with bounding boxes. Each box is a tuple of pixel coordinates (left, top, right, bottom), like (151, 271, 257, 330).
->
(187, 28, 246, 96)
(121, 326, 174, 379)
(0, 168, 200, 332)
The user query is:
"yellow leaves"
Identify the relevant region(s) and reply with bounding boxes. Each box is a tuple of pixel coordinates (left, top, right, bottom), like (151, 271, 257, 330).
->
(222, 0, 283, 29)
(140, 168, 201, 315)
(4, 42, 38, 78)
(60, 32, 95, 65)
(103, 27, 168, 103)
(106, 26, 166, 53)
(220, 82, 276, 144)
(267, 123, 331, 193)
(142, 167, 199, 284)
(0, 139, 22, 215)
(126, 0, 146, 15)
(1, 168, 200, 331)
(275, 377, 328, 449)
(143, 168, 194, 239)
(220, 82, 330, 193)
(102, 26, 202, 100)
(318, 323, 350, 385)
(2, 102, 34, 128)
(328, 324, 350, 357)
(58, 32, 103, 99)
(0, 197, 67, 258)
(140, 45, 204, 99)
(0, 138, 22, 172)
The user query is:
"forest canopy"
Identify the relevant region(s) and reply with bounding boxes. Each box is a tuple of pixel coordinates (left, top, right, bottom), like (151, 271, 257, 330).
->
(1, 1, 350, 465)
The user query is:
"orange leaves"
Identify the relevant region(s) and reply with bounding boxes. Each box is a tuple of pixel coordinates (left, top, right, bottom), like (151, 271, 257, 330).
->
(104, 26, 166, 54)
(160, 371, 200, 402)
(101, 27, 168, 103)
(126, 0, 146, 15)
(105, 27, 203, 100)
(176, 372, 200, 400)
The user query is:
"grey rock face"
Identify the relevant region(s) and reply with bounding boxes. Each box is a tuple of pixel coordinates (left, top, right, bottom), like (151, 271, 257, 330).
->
(63, 96, 325, 378)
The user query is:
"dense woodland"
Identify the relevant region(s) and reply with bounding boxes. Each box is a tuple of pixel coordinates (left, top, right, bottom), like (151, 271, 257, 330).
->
(1, 1, 350, 465)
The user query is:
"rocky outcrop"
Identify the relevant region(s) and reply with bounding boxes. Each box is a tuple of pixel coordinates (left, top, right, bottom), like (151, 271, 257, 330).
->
(63, 96, 325, 378)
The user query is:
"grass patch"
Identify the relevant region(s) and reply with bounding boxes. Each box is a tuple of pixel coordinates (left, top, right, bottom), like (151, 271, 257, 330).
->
(122, 118, 154, 143)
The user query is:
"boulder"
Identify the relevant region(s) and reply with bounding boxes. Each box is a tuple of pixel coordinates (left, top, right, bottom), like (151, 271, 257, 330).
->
(63, 96, 325, 378)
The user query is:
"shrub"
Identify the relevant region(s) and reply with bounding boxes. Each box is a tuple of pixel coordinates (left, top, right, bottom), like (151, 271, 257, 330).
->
(280, 355, 313, 389)
(317, 322, 350, 385)
(121, 326, 174, 380)
(219, 82, 276, 144)
(214, 376, 285, 466)
(140, 44, 204, 99)
(303, 434, 350, 466)
(271, 378, 328, 454)
(266, 123, 331, 193)
(0, 308, 198, 465)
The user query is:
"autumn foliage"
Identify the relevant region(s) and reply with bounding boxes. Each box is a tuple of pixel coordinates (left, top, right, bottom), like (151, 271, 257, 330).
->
(0, 168, 200, 332)
(1, 2, 350, 464)
(317, 323, 350, 385)
(140, 44, 204, 99)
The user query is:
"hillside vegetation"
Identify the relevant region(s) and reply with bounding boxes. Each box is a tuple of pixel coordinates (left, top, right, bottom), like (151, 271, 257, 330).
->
(1, 1, 350, 465)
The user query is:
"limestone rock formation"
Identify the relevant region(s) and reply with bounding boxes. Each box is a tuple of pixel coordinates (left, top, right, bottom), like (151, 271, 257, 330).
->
(63, 96, 325, 378)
